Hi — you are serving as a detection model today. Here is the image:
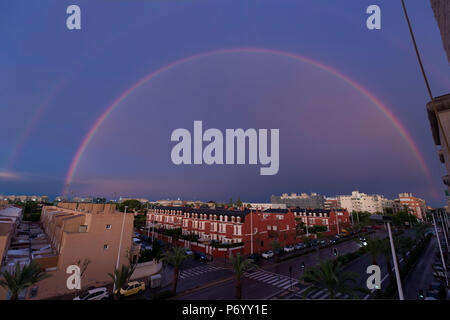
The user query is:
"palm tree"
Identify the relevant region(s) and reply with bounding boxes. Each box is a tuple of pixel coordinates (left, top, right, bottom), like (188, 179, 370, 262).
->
(363, 237, 384, 266)
(413, 224, 428, 243)
(162, 246, 188, 294)
(0, 260, 50, 300)
(300, 259, 363, 299)
(230, 253, 256, 299)
(108, 264, 135, 300)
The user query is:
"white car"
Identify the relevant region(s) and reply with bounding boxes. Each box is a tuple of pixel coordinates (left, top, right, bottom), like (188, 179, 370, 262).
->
(185, 249, 193, 255)
(73, 287, 109, 300)
(284, 246, 294, 253)
(261, 250, 274, 259)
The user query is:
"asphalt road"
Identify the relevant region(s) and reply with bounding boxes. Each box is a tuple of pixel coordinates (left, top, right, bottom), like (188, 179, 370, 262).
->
(176, 230, 387, 300)
(403, 237, 436, 299)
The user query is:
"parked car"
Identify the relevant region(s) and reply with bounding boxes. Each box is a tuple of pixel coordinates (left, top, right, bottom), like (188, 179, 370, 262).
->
(141, 243, 152, 251)
(73, 287, 109, 300)
(117, 281, 146, 297)
(248, 253, 261, 262)
(133, 237, 142, 244)
(319, 240, 327, 246)
(194, 251, 208, 262)
(294, 243, 305, 250)
(261, 250, 274, 259)
(284, 246, 294, 253)
(185, 249, 193, 256)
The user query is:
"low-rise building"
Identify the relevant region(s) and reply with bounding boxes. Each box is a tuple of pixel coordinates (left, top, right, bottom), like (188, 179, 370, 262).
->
(146, 206, 297, 255)
(0, 202, 138, 300)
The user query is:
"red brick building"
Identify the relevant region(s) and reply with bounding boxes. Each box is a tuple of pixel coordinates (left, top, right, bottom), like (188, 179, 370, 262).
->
(289, 207, 350, 235)
(146, 206, 349, 256)
(146, 206, 298, 255)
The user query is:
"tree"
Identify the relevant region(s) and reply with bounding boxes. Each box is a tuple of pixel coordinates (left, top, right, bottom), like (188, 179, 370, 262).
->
(270, 240, 281, 261)
(235, 197, 243, 208)
(108, 264, 134, 300)
(118, 199, 143, 212)
(300, 259, 364, 299)
(134, 214, 147, 229)
(0, 261, 50, 300)
(162, 246, 188, 294)
(363, 237, 383, 266)
(413, 223, 428, 242)
(230, 253, 256, 299)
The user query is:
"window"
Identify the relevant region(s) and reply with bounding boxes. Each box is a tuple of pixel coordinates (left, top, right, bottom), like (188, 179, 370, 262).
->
(104, 244, 109, 249)
(106, 224, 111, 230)
(79, 225, 88, 233)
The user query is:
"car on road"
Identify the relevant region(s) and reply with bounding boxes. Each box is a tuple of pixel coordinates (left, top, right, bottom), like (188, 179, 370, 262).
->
(261, 250, 274, 259)
(294, 243, 306, 250)
(73, 287, 109, 300)
(194, 251, 208, 262)
(184, 248, 193, 256)
(117, 281, 146, 297)
(284, 245, 294, 253)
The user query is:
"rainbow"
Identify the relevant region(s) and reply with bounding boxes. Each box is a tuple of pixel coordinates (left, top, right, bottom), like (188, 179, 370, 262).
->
(62, 47, 438, 198)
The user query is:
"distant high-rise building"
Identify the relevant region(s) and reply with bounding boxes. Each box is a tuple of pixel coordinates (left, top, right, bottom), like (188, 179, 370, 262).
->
(393, 193, 427, 220)
(271, 193, 325, 209)
(337, 191, 388, 214)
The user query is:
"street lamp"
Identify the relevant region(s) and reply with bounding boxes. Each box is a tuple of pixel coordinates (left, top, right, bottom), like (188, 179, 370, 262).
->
(370, 214, 404, 300)
(113, 205, 127, 294)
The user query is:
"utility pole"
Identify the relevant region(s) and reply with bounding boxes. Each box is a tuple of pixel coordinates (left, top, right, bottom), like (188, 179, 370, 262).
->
(370, 215, 404, 300)
(250, 209, 254, 255)
(113, 205, 127, 294)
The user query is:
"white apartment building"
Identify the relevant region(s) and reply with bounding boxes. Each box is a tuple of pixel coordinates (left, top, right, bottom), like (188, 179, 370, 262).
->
(337, 191, 388, 214)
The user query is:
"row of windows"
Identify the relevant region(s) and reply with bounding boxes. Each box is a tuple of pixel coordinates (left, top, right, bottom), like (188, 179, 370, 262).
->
(150, 210, 243, 223)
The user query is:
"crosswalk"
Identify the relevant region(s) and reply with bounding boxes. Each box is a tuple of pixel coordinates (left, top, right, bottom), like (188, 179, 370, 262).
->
(295, 286, 351, 300)
(244, 269, 299, 290)
(179, 264, 224, 280)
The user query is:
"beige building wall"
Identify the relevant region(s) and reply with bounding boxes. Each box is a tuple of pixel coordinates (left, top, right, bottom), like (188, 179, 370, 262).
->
(0, 203, 137, 300)
(427, 94, 450, 211)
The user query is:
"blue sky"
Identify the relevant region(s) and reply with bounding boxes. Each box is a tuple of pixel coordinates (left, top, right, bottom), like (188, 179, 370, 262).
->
(1, 1, 449, 205)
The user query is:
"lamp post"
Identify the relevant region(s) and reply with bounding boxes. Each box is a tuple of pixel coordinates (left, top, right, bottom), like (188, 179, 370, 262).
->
(370, 215, 404, 300)
(113, 205, 127, 294)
